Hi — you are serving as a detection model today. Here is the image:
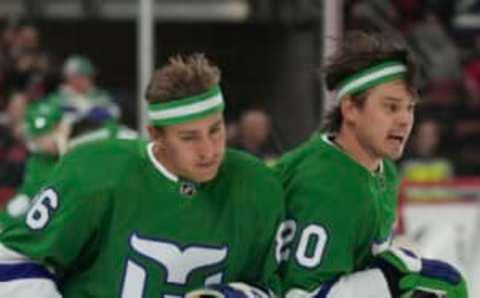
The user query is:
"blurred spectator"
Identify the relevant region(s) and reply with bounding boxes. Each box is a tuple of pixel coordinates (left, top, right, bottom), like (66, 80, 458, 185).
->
(47, 55, 119, 126)
(225, 121, 239, 146)
(0, 23, 19, 108)
(347, 2, 462, 88)
(418, 79, 463, 151)
(392, 0, 430, 25)
(1, 22, 18, 55)
(452, 59, 480, 176)
(0, 92, 29, 206)
(401, 119, 454, 182)
(233, 109, 279, 161)
(6, 49, 40, 93)
(4, 92, 28, 141)
(10, 24, 39, 59)
(2, 23, 58, 101)
(447, 0, 480, 43)
(26, 50, 59, 100)
(406, 13, 462, 86)
(463, 59, 480, 100)
(346, 0, 399, 32)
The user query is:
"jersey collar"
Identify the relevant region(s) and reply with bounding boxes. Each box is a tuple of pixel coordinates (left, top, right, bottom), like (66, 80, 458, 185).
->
(146, 142, 179, 183)
(321, 133, 384, 175)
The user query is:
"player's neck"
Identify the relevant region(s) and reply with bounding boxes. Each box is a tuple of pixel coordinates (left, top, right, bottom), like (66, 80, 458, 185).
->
(334, 131, 381, 172)
(150, 143, 180, 182)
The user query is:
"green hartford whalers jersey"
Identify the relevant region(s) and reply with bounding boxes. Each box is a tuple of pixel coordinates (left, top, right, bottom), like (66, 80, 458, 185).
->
(0, 139, 284, 297)
(274, 134, 399, 294)
(18, 153, 58, 198)
(0, 122, 137, 229)
(0, 154, 59, 230)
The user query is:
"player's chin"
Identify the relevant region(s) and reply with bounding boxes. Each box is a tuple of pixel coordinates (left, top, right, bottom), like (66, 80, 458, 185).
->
(384, 148, 404, 160)
(192, 167, 220, 183)
(381, 141, 406, 160)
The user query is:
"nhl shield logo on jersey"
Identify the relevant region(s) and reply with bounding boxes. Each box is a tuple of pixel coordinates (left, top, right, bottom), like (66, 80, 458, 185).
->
(179, 181, 197, 197)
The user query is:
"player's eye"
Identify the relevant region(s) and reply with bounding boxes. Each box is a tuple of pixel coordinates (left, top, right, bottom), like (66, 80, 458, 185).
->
(179, 135, 197, 142)
(384, 103, 399, 113)
(210, 126, 221, 135)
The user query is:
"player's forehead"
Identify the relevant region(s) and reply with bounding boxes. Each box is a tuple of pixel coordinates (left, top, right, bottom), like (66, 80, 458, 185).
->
(367, 80, 417, 104)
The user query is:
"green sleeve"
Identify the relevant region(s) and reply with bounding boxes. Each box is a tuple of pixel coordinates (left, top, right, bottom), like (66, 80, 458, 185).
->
(0, 147, 111, 276)
(18, 154, 58, 198)
(227, 153, 286, 295)
(254, 169, 286, 295)
(283, 181, 358, 292)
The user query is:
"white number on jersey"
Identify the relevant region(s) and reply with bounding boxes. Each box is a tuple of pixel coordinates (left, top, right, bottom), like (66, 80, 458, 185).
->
(275, 220, 297, 263)
(26, 188, 59, 230)
(276, 221, 328, 268)
(295, 224, 328, 268)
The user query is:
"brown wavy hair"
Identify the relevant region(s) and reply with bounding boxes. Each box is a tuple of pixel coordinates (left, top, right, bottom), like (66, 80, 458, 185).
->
(146, 53, 221, 104)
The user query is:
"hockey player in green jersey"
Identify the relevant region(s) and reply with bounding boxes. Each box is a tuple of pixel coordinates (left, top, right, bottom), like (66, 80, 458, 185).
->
(0, 100, 65, 230)
(0, 102, 137, 230)
(0, 53, 284, 298)
(275, 31, 468, 298)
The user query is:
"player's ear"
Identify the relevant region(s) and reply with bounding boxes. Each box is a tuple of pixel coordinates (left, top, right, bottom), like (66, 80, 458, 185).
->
(341, 96, 357, 124)
(147, 125, 163, 141)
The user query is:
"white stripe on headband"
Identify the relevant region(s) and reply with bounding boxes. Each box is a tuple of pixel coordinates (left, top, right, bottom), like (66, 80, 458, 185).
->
(148, 93, 223, 122)
(336, 64, 407, 101)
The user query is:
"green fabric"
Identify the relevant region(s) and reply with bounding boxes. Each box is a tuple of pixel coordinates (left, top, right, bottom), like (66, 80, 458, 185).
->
(18, 154, 59, 198)
(68, 120, 134, 149)
(400, 275, 467, 298)
(24, 101, 62, 137)
(274, 134, 399, 293)
(148, 85, 224, 126)
(0, 154, 59, 230)
(148, 85, 221, 110)
(0, 122, 134, 229)
(0, 139, 284, 297)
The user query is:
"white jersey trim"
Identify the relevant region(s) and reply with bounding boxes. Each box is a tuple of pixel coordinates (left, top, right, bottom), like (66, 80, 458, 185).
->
(146, 142, 178, 183)
(321, 133, 384, 176)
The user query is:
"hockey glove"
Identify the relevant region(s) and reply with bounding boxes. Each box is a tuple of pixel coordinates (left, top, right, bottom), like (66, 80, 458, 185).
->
(373, 248, 467, 298)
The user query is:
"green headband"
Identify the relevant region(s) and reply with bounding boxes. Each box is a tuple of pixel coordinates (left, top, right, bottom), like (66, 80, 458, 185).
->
(148, 85, 225, 126)
(335, 61, 407, 102)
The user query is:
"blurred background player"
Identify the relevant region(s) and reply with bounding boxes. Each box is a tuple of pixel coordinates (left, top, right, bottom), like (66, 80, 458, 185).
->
(0, 53, 284, 298)
(0, 100, 64, 229)
(0, 96, 136, 231)
(275, 30, 467, 298)
(0, 92, 29, 206)
(47, 54, 120, 127)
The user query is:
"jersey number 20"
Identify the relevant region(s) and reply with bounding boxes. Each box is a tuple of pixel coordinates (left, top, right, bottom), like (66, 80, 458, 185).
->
(276, 220, 328, 268)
